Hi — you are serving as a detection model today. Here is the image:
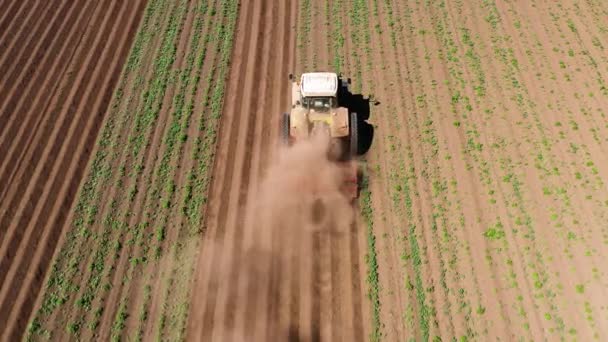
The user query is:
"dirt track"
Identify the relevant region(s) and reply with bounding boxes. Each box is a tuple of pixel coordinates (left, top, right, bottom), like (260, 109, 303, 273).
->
(0, 0, 146, 339)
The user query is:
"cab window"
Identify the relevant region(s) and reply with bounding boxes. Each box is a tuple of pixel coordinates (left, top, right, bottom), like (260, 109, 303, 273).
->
(302, 97, 334, 111)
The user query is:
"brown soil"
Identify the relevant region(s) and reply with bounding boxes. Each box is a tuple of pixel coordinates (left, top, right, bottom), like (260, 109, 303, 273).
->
(0, 0, 147, 340)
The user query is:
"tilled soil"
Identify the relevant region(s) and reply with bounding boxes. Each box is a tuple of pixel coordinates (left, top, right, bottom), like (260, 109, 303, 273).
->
(0, 0, 147, 340)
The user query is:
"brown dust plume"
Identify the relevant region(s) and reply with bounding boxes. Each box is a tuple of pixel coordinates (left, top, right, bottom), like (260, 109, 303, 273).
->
(203, 133, 358, 341)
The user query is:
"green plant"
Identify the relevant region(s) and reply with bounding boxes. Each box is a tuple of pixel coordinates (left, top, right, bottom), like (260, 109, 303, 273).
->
(484, 221, 505, 240)
(360, 174, 381, 342)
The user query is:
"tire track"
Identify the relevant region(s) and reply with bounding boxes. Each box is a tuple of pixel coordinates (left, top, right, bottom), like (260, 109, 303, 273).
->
(349, 220, 366, 341)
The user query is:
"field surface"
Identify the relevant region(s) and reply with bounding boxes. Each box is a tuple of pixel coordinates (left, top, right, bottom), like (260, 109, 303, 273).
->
(2, 0, 608, 341)
(0, 0, 147, 339)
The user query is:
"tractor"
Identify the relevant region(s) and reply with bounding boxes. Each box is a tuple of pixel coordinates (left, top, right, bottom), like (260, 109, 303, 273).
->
(281, 72, 359, 200)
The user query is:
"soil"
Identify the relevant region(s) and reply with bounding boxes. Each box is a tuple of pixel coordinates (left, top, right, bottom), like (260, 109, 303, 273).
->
(0, 0, 147, 340)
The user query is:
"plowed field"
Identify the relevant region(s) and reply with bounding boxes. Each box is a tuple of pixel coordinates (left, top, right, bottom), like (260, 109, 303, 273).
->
(0, 0, 147, 339)
(2, 0, 608, 341)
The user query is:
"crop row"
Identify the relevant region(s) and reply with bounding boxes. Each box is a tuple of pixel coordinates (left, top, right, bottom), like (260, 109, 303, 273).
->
(350, 2, 384, 340)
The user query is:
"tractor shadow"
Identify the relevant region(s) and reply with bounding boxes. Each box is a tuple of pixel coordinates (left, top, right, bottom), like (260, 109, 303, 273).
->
(337, 81, 377, 155)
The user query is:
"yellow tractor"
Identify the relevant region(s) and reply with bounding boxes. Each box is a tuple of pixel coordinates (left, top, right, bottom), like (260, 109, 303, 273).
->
(281, 72, 359, 199)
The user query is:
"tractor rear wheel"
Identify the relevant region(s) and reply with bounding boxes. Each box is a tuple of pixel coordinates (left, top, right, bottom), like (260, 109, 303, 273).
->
(282, 112, 290, 145)
(350, 111, 358, 157)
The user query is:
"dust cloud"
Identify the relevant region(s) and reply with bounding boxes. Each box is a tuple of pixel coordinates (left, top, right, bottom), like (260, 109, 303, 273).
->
(253, 132, 356, 236)
(208, 133, 358, 341)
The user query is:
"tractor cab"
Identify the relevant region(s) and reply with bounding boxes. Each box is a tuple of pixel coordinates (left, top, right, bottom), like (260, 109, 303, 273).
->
(291, 72, 339, 112)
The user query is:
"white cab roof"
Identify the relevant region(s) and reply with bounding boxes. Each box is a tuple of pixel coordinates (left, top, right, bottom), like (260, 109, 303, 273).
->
(300, 72, 338, 97)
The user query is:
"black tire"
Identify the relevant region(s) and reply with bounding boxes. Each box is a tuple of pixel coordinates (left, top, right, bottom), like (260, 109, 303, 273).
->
(282, 112, 290, 145)
(350, 111, 358, 157)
